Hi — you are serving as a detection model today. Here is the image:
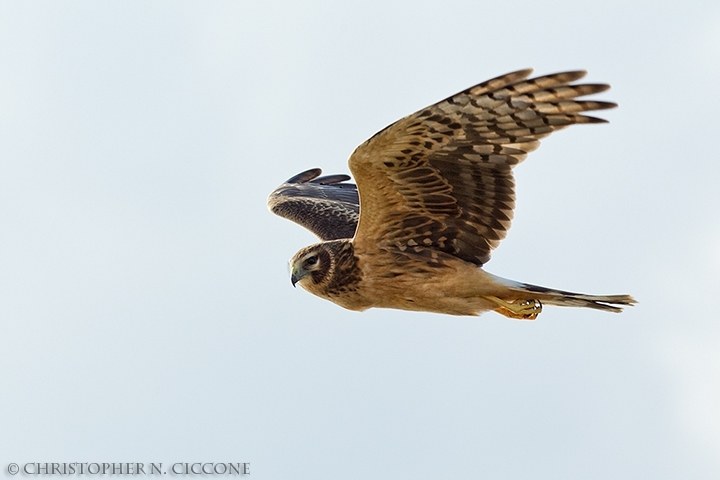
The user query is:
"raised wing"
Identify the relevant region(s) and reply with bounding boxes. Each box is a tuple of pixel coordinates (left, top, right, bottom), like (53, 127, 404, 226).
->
(349, 69, 615, 266)
(268, 168, 359, 241)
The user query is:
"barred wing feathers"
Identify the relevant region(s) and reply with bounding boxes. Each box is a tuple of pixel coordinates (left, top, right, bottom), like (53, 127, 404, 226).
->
(349, 69, 616, 266)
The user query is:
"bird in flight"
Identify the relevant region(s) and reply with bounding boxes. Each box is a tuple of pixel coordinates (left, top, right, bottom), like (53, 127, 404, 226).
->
(268, 69, 635, 319)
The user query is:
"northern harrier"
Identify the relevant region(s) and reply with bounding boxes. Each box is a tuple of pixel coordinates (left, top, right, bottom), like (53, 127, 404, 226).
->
(268, 69, 635, 319)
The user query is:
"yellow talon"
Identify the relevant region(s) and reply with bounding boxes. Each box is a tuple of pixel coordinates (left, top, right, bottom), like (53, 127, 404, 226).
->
(485, 296, 542, 320)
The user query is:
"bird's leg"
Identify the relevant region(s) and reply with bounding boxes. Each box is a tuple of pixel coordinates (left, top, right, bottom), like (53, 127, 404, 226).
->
(484, 296, 542, 320)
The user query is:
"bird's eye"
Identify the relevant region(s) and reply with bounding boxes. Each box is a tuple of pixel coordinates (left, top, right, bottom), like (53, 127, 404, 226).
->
(305, 256, 318, 266)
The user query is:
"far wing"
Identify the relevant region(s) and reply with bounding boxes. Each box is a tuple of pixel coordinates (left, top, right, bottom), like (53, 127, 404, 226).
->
(267, 168, 359, 241)
(349, 69, 615, 265)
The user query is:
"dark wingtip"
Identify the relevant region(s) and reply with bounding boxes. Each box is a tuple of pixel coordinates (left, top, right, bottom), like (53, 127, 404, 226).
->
(591, 101, 618, 111)
(312, 174, 352, 185)
(582, 83, 611, 94)
(508, 67, 534, 78)
(285, 168, 322, 184)
(582, 115, 610, 124)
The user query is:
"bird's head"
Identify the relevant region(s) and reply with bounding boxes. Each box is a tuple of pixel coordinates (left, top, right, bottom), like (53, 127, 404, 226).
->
(289, 243, 333, 289)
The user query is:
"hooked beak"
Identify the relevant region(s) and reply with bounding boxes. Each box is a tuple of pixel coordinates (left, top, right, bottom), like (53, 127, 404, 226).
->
(290, 264, 305, 288)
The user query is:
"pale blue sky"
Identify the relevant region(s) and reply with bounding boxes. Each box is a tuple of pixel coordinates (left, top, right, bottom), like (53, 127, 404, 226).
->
(1, 1, 719, 479)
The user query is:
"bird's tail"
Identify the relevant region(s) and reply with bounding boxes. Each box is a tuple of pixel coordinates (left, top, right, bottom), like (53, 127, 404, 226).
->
(513, 282, 636, 313)
(489, 274, 636, 313)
